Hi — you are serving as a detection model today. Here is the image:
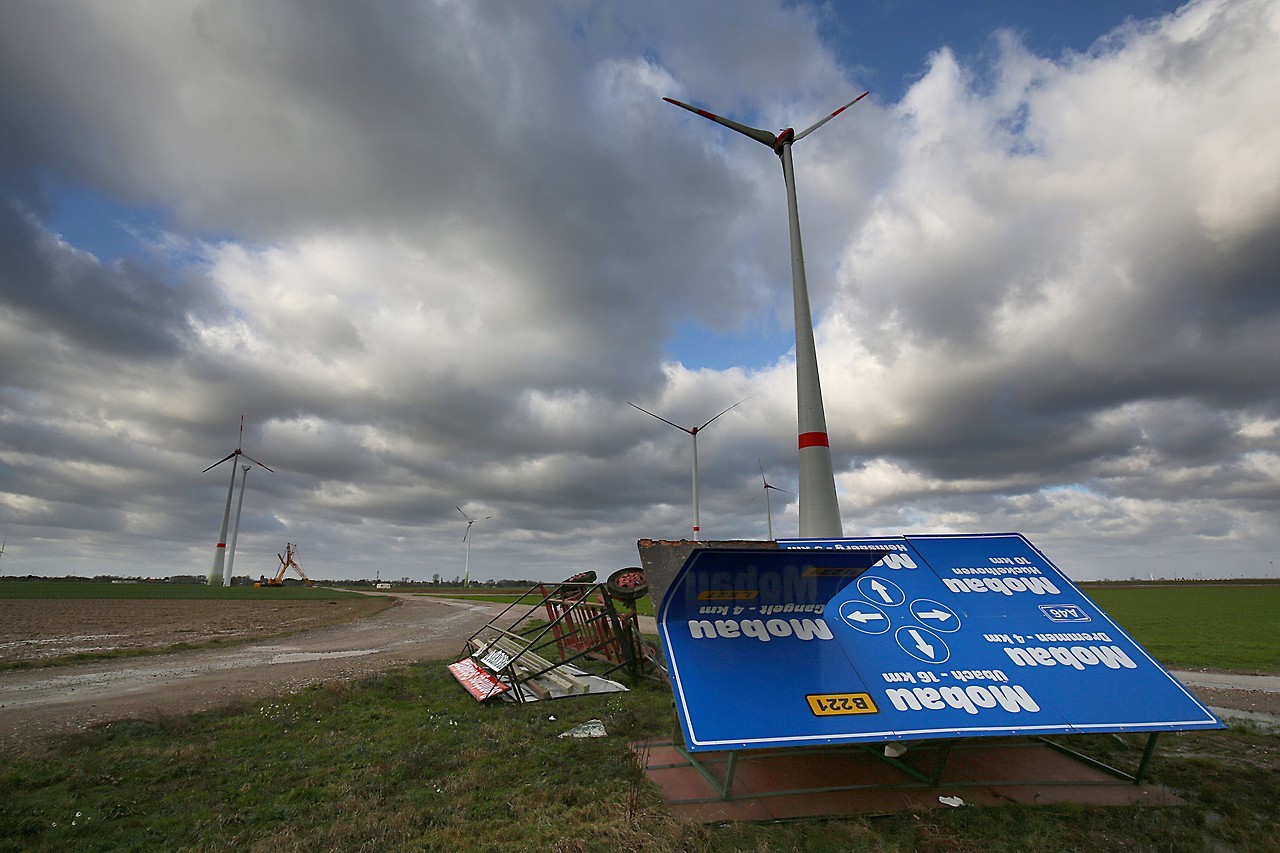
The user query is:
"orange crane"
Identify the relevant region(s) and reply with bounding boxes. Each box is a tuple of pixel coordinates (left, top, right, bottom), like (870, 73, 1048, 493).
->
(255, 542, 313, 587)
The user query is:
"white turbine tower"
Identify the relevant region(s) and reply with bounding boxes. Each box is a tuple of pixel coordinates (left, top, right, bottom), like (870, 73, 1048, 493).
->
(204, 417, 273, 586)
(223, 464, 252, 586)
(663, 92, 868, 538)
(456, 506, 491, 587)
(630, 398, 747, 540)
(748, 460, 793, 541)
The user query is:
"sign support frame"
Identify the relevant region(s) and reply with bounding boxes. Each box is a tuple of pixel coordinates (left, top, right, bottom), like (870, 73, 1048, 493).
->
(657, 732, 1165, 803)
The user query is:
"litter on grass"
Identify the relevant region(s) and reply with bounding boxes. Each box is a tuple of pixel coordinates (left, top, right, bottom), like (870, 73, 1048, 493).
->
(559, 719, 607, 739)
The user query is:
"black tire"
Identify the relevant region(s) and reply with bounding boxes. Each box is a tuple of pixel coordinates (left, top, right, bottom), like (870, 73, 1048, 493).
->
(606, 567, 648, 601)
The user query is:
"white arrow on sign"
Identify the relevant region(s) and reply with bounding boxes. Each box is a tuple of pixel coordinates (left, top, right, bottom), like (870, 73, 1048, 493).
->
(916, 609, 952, 623)
(869, 579, 893, 603)
(906, 629, 935, 658)
(844, 610, 885, 624)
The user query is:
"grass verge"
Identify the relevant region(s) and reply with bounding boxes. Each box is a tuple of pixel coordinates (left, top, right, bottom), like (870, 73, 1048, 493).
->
(1, 664, 1275, 851)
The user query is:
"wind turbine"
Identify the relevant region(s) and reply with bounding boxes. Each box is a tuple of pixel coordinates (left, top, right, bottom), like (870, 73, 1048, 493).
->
(223, 464, 252, 586)
(456, 506, 491, 587)
(748, 460, 793, 541)
(0, 535, 17, 571)
(629, 398, 747, 540)
(663, 91, 868, 538)
(204, 416, 273, 586)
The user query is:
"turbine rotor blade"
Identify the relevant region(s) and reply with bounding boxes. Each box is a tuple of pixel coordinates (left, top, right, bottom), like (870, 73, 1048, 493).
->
(698, 397, 749, 431)
(663, 97, 778, 148)
(456, 506, 473, 522)
(793, 92, 869, 142)
(239, 453, 274, 473)
(202, 451, 238, 473)
(628, 402, 691, 434)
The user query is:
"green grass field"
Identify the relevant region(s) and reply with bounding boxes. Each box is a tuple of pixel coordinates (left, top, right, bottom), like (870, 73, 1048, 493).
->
(1083, 583, 1279, 672)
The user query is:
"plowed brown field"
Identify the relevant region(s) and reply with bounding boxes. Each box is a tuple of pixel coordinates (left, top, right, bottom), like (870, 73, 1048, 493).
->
(0, 593, 510, 745)
(0, 597, 389, 665)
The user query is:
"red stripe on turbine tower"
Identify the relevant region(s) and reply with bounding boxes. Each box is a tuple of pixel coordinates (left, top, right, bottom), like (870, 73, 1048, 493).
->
(798, 432, 830, 449)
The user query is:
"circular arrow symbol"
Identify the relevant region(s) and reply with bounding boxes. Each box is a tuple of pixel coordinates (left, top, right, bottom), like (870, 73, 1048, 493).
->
(909, 598, 961, 633)
(857, 575, 905, 607)
(895, 625, 950, 664)
(839, 600, 890, 634)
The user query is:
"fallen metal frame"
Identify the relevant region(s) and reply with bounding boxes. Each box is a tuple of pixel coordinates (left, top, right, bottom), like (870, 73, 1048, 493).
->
(537, 581, 639, 678)
(665, 731, 1164, 802)
(453, 581, 644, 702)
(1037, 732, 1162, 785)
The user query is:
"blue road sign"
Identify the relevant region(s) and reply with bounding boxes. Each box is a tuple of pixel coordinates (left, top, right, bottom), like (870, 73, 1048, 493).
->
(657, 547, 889, 752)
(657, 534, 1224, 753)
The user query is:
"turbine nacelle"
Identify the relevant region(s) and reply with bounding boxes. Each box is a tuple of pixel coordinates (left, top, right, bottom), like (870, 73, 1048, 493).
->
(203, 415, 274, 473)
(772, 127, 795, 155)
(456, 506, 492, 542)
(663, 92, 867, 159)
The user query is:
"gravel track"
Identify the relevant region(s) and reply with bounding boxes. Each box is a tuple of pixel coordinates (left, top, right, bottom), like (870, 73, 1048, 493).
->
(0, 594, 505, 745)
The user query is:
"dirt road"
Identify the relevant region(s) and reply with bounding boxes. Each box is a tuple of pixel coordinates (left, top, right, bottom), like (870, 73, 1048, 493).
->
(0, 594, 505, 745)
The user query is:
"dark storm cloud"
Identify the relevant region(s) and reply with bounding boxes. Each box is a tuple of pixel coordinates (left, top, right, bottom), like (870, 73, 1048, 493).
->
(0, 0, 1275, 583)
(0, 194, 213, 358)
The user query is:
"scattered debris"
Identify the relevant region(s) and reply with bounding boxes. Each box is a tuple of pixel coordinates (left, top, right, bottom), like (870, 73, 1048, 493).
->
(938, 795, 965, 808)
(559, 719, 607, 739)
(447, 570, 660, 703)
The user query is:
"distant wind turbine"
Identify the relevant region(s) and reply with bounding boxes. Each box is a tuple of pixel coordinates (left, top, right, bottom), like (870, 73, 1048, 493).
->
(630, 398, 747, 540)
(223, 464, 252, 587)
(0, 535, 17, 571)
(204, 416, 273, 586)
(663, 91, 869, 538)
(456, 506, 492, 587)
(747, 460, 793, 541)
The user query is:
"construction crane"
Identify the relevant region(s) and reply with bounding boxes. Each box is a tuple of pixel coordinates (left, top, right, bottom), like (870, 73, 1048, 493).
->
(256, 542, 313, 587)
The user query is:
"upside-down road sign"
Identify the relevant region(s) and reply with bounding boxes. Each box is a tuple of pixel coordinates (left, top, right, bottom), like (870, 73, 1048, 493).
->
(657, 534, 1223, 753)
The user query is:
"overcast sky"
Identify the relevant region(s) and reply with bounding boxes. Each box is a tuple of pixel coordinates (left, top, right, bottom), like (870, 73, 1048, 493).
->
(1, 0, 1277, 584)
